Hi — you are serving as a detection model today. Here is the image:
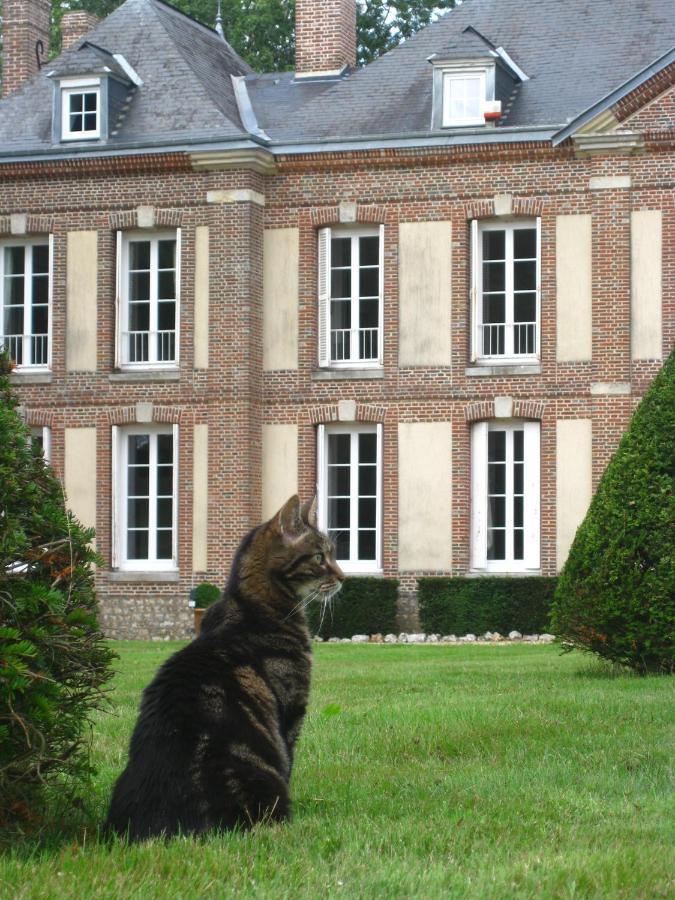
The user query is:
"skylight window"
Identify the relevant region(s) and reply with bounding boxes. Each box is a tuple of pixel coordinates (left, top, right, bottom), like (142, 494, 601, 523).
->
(61, 80, 101, 140)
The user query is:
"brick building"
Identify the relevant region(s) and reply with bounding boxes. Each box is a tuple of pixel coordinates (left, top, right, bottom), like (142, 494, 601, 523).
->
(0, 0, 672, 638)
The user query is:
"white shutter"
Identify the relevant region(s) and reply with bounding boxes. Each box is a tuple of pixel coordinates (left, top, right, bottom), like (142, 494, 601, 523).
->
(316, 424, 326, 532)
(470, 219, 479, 362)
(523, 421, 541, 570)
(378, 224, 385, 365)
(47, 234, 54, 370)
(172, 423, 180, 567)
(111, 425, 120, 568)
(318, 228, 331, 367)
(535, 216, 542, 357)
(471, 421, 488, 569)
(174, 227, 182, 365)
(114, 231, 123, 368)
(376, 422, 383, 569)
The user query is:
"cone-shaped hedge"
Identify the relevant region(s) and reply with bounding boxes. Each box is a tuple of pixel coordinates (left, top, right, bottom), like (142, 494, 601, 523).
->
(0, 352, 115, 834)
(551, 351, 674, 674)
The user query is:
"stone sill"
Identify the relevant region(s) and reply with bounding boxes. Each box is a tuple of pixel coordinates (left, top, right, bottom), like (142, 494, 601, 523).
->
(10, 372, 53, 385)
(312, 367, 384, 381)
(109, 370, 181, 383)
(467, 570, 543, 578)
(108, 570, 180, 583)
(465, 364, 541, 377)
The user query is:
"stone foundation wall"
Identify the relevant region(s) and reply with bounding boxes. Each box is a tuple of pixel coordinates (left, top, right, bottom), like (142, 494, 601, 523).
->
(100, 594, 193, 641)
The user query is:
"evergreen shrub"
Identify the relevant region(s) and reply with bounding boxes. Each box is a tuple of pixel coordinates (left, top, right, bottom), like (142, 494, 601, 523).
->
(0, 352, 115, 833)
(193, 581, 221, 609)
(418, 576, 557, 635)
(551, 351, 674, 674)
(307, 577, 398, 638)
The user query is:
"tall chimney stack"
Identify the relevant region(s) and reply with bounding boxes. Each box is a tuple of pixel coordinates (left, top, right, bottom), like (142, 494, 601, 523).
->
(295, 0, 357, 78)
(61, 10, 100, 52)
(2, 0, 51, 98)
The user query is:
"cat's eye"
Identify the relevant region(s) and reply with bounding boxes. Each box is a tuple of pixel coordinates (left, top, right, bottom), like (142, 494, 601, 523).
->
(314, 552, 324, 564)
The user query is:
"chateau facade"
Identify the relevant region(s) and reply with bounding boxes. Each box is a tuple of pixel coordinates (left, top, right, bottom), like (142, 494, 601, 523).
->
(0, 0, 672, 637)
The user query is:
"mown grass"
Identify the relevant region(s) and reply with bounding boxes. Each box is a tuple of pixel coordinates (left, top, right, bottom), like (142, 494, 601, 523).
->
(2, 643, 673, 899)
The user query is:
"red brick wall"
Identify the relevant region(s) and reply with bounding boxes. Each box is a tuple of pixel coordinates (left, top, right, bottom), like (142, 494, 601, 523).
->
(2, 0, 50, 98)
(60, 11, 100, 52)
(296, 0, 357, 75)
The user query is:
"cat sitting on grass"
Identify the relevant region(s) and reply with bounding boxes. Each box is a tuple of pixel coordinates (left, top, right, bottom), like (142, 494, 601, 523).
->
(105, 495, 344, 841)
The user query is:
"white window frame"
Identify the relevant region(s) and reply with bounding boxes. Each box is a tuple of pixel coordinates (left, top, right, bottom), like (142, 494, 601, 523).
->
(471, 218, 541, 364)
(0, 237, 52, 371)
(112, 424, 179, 572)
(442, 70, 487, 127)
(471, 419, 540, 573)
(116, 230, 181, 370)
(318, 225, 384, 369)
(317, 422, 383, 574)
(29, 426, 51, 464)
(61, 78, 101, 141)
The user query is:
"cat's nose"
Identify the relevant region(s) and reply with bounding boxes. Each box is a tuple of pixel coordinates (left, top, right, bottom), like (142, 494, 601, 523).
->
(330, 561, 346, 582)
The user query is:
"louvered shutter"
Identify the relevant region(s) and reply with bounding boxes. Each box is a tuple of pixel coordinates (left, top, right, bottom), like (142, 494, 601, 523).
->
(378, 224, 385, 365)
(471, 421, 488, 569)
(174, 228, 182, 365)
(318, 228, 331, 367)
(114, 231, 123, 368)
(535, 216, 542, 357)
(111, 425, 120, 568)
(316, 424, 326, 531)
(523, 421, 541, 570)
(470, 219, 479, 362)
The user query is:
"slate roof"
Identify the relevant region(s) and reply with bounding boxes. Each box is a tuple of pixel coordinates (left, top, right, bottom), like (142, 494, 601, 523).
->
(0, 0, 673, 158)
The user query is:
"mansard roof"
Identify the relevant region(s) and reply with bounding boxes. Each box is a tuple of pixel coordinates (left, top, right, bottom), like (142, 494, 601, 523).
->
(0, 0, 673, 159)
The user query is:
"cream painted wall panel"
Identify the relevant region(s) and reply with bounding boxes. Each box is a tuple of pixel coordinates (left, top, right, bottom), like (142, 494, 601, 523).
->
(64, 428, 97, 543)
(398, 422, 452, 570)
(263, 228, 299, 371)
(631, 210, 663, 360)
(399, 221, 452, 366)
(262, 424, 298, 520)
(556, 215, 592, 361)
(194, 226, 210, 370)
(192, 424, 209, 572)
(66, 231, 98, 372)
(556, 419, 592, 569)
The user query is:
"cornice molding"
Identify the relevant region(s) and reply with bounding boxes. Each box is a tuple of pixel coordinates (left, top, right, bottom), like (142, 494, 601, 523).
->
(190, 148, 277, 175)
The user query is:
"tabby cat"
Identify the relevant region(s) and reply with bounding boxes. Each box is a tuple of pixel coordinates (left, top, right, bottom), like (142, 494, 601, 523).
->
(105, 495, 344, 841)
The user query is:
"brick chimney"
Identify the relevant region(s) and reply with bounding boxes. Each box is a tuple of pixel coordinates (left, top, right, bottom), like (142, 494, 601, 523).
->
(295, 0, 357, 78)
(61, 11, 100, 52)
(2, 0, 51, 98)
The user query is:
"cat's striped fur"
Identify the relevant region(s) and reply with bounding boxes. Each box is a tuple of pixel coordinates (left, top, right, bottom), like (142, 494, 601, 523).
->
(105, 495, 344, 841)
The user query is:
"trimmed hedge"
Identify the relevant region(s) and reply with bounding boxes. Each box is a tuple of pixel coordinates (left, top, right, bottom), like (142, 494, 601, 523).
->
(551, 350, 674, 674)
(418, 577, 557, 636)
(306, 577, 398, 638)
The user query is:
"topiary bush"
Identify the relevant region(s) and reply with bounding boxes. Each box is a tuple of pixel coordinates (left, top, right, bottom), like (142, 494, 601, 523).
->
(307, 577, 398, 638)
(551, 351, 675, 674)
(418, 576, 557, 636)
(192, 581, 221, 609)
(0, 352, 115, 835)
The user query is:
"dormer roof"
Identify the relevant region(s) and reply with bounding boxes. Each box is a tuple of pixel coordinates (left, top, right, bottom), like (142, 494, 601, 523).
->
(46, 42, 134, 83)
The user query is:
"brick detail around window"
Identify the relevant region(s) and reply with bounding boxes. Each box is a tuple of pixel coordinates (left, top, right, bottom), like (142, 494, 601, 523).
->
(107, 406, 183, 425)
(309, 204, 388, 227)
(0, 214, 54, 235)
(20, 407, 55, 427)
(109, 209, 184, 229)
(305, 403, 386, 425)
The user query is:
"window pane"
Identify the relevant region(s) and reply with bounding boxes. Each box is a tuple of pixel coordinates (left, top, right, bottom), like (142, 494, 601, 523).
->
(130, 272, 150, 302)
(328, 434, 350, 465)
(158, 271, 175, 300)
(32, 305, 48, 335)
(70, 94, 83, 113)
(488, 462, 505, 495)
(32, 245, 49, 273)
(328, 464, 350, 496)
(358, 497, 376, 528)
(129, 242, 151, 271)
(359, 267, 378, 298)
(514, 530, 524, 561)
(328, 497, 350, 529)
(483, 230, 505, 260)
(488, 430, 506, 461)
(5, 246, 25, 275)
(483, 261, 505, 293)
(514, 463, 523, 495)
(83, 92, 97, 112)
(331, 298, 351, 330)
(83, 113, 97, 131)
(157, 498, 173, 528)
(129, 302, 150, 332)
(129, 434, 150, 465)
(331, 269, 351, 299)
(157, 434, 173, 465)
(514, 260, 536, 292)
(127, 498, 149, 528)
(127, 529, 148, 560)
(487, 529, 505, 561)
(128, 466, 149, 497)
(359, 433, 377, 464)
(156, 301, 175, 332)
(70, 113, 82, 132)
(331, 238, 351, 268)
(358, 464, 376, 496)
(156, 530, 173, 560)
(360, 236, 379, 266)
(4, 306, 23, 335)
(514, 229, 536, 259)
(358, 530, 376, 561)
(157, 465, 173, 497)
(331, 529, 350, 560)
(158, 240, 176, 269)
(360, 298, 379, 334)
(32, 274, 49, 305)
(514, 293, 536, 323)
(489, 496, 505, 528)
(513, 430, 524, 462)
(514, 496, 524, 529)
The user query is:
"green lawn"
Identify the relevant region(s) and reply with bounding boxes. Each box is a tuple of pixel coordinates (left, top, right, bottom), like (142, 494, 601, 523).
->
(2, 643, 674, 899)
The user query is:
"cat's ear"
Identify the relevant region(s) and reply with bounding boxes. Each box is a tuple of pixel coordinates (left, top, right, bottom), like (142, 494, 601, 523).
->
(301, 495, 317, 528)
(275, 495, 304, 538)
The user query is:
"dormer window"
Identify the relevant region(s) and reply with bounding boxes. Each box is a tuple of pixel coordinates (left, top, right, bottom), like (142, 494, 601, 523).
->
(61, 79, 101, 140)
(442, 71, 487, 127)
